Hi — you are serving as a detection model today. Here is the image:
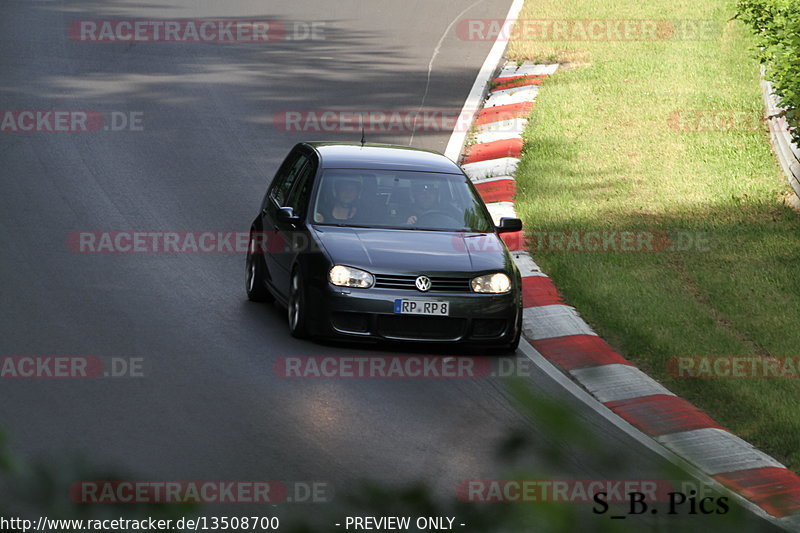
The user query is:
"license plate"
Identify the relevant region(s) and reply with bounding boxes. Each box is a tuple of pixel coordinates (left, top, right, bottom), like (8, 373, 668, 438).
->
(393, 299, 449, 316)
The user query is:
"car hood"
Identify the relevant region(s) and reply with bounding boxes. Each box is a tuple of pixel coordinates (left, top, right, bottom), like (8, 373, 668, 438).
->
(312, 226, 511, 274)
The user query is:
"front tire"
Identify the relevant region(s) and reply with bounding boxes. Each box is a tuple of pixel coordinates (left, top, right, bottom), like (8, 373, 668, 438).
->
(506, 308, 523, 352)
(491, 309, 522, 355)
(288, 269, 309, 338)
(246, 232, 273, 302)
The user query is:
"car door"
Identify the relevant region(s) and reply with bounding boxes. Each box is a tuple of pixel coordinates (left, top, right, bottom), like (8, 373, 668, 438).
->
(260, 147, 308, 295)
(271, 152, 318, 295)
(262, 147, 315, 297)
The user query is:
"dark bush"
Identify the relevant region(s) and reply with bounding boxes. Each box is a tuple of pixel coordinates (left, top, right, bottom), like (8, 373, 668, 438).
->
(737, 0, 800, 146)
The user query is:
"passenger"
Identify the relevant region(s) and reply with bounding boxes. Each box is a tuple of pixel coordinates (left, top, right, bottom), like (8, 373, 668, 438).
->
(315, 178, 361, 223)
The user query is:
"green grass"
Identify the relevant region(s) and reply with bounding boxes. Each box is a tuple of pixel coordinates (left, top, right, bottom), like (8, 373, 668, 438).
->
(508, 0, 800, 468)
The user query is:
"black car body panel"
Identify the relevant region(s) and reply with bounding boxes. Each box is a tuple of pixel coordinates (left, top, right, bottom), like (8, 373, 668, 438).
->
(311, 142, 464, 173)
(311, 226, 510, 273)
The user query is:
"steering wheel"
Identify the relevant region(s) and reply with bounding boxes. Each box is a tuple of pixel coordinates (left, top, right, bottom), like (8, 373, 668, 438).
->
(416, 210, 461, 225)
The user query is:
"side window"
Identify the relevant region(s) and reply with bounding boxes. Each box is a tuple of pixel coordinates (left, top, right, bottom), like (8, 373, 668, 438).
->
(285, 158, 316, 218)
(270, 153, 309, 206)
(263, 151, 297, 209)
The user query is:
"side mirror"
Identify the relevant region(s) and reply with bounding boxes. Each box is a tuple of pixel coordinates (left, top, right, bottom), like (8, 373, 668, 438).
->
(496, 217, 522, 234)
(278, 207, 300, 223)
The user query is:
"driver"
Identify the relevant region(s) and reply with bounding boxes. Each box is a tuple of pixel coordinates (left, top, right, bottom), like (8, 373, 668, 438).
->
(406, 181, 442, 224)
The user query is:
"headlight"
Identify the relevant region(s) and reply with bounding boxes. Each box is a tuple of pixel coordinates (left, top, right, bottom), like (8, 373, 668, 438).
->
(471, 273, 511, 294)
(329, 265, 374, 289)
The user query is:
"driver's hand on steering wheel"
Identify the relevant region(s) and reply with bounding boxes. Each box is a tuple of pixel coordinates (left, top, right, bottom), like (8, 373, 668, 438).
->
(406, 215, 418, 224)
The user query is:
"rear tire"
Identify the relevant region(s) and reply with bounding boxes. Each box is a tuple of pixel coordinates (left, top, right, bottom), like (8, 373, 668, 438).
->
(246, 231, 273, 302)
(288, 269, 309, 338)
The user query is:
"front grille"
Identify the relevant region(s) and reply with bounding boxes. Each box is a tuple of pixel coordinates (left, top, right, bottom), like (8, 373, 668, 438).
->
(374, 274, 471, 292)
(377, 315, 466, 340)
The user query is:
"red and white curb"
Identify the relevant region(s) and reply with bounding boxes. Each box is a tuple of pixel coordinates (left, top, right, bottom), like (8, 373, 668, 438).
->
(456, 60, 800, 529)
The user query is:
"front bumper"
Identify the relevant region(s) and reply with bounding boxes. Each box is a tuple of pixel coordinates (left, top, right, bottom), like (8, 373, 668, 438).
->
(307, 283, 521, 344)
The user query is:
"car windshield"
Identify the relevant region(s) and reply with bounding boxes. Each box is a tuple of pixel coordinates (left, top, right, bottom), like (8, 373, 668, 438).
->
(311, 169, 494, 232)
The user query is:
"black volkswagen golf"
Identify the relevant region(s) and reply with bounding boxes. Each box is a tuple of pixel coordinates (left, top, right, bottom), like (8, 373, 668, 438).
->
(246, 142, 523, 352)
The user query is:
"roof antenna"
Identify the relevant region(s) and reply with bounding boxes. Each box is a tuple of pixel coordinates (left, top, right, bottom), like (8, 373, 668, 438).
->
(359, 113, 366, 147)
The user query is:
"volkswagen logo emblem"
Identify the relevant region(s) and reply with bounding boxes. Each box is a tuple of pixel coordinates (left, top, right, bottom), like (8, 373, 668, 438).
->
(415, 275, 431, 292)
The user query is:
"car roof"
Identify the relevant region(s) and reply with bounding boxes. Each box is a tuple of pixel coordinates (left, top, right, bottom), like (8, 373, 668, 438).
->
(303, 142, 463, 174)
